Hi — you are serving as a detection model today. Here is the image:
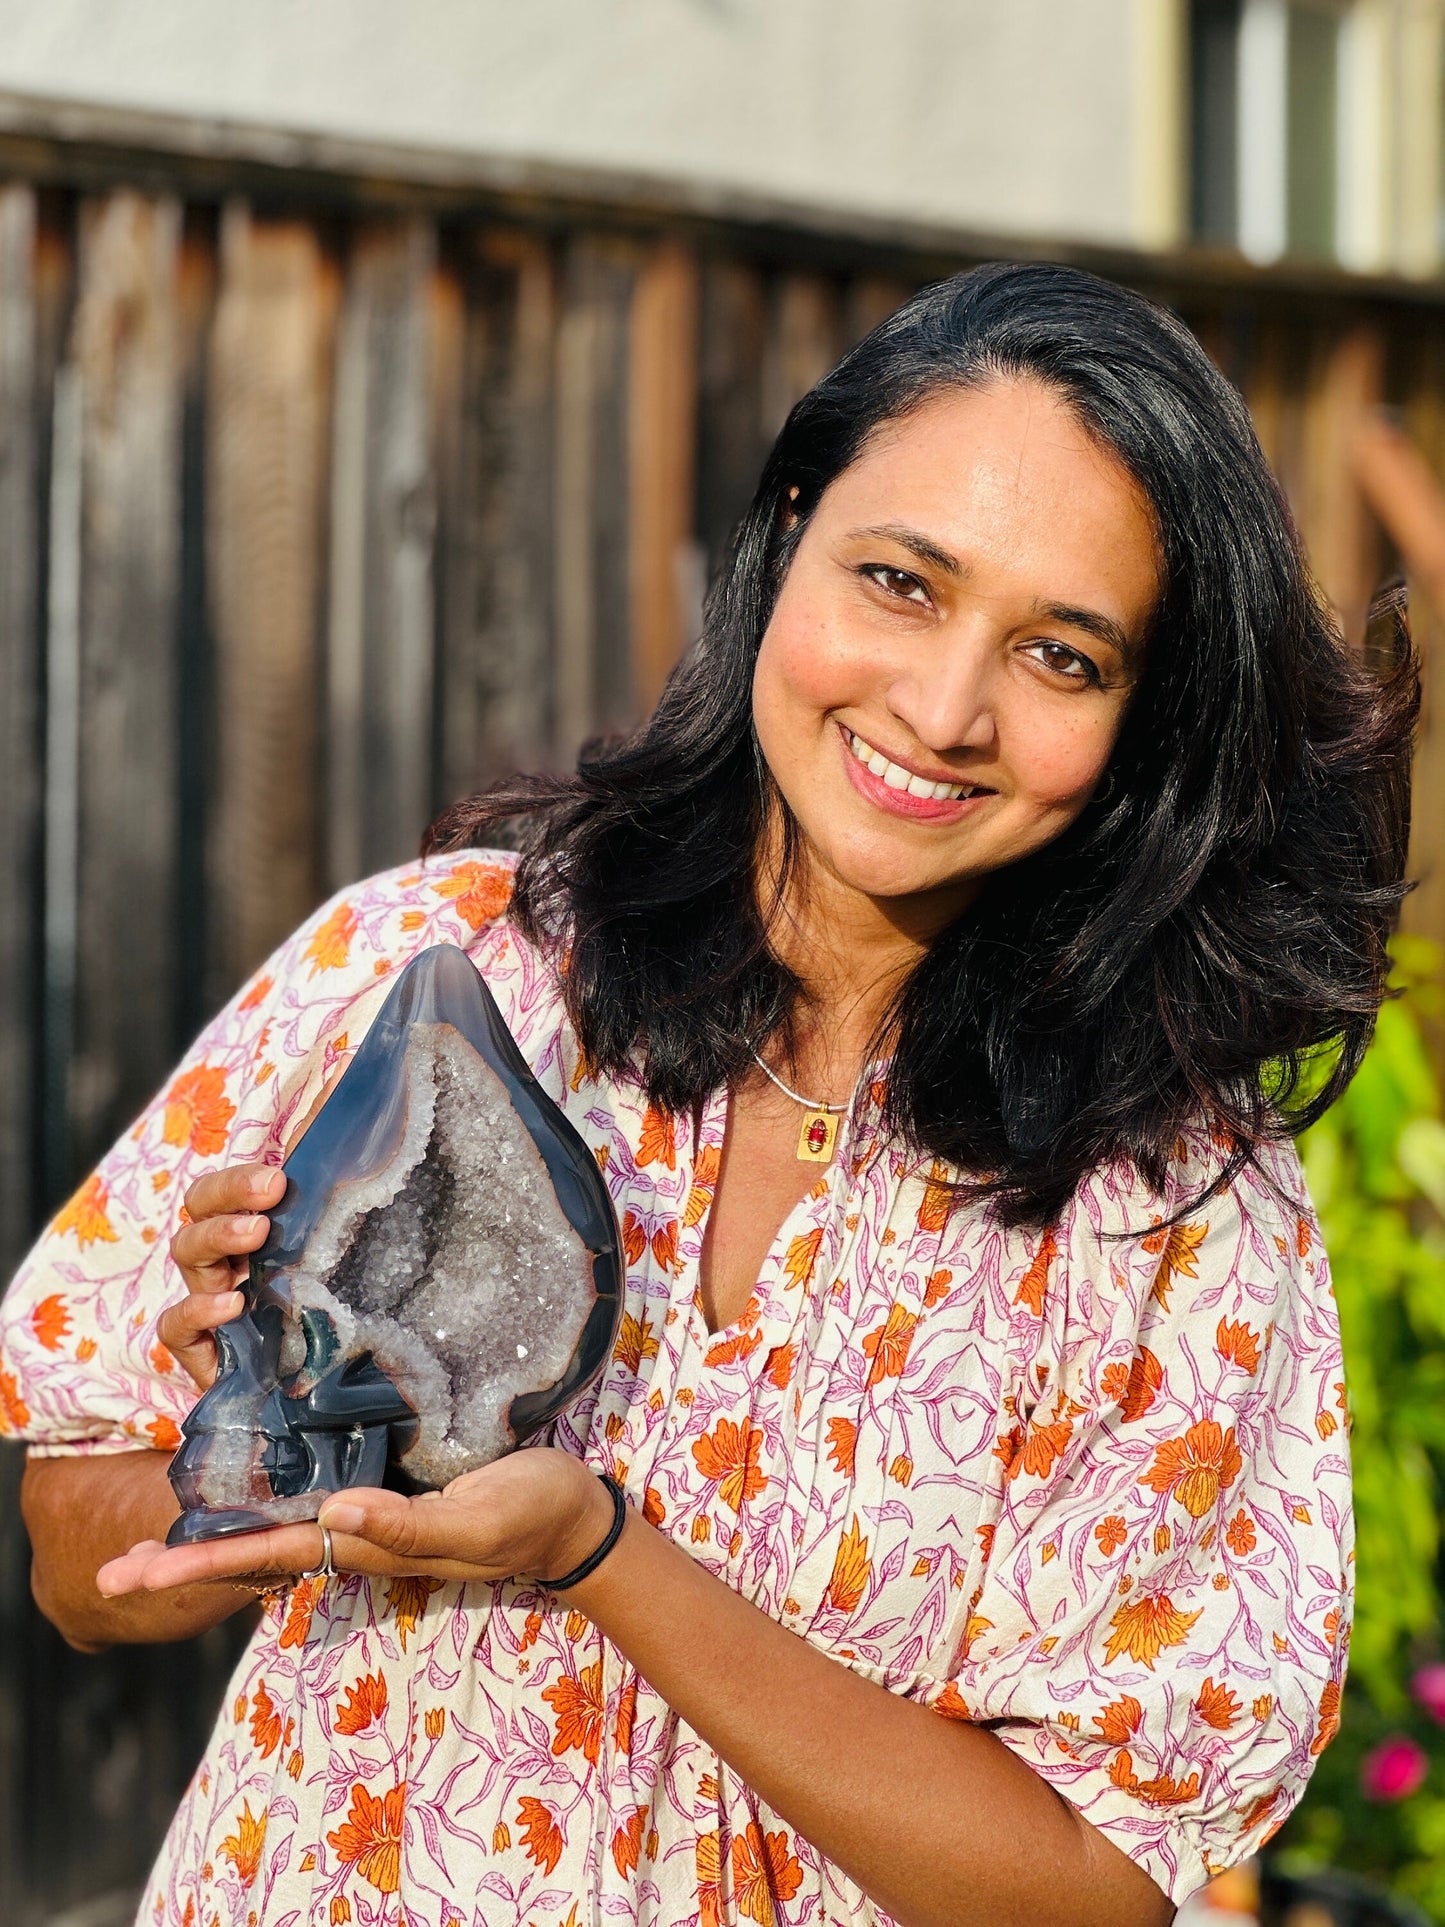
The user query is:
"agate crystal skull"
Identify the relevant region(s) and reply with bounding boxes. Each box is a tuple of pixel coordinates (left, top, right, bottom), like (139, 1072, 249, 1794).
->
(167, 944, 624, 1546)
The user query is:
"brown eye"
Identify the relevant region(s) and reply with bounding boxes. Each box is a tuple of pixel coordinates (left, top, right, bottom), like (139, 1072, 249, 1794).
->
(862, 565, 930, 606)
(1025, 640, 1100, 685)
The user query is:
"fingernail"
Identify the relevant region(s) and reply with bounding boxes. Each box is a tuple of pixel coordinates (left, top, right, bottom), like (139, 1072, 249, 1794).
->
(231, 1214, 262, 1233)
(319, 1502, 364, 1532)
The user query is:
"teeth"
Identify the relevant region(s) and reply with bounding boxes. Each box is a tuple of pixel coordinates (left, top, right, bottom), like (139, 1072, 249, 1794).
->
(847, 730, 973, 802)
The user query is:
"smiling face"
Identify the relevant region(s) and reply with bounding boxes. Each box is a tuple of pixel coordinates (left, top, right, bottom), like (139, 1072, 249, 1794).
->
(751, 377, 1161, 937)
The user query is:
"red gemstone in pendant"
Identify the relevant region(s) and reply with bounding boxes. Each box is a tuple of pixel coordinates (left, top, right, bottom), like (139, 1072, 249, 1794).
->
(806, 1116, 829, 1153)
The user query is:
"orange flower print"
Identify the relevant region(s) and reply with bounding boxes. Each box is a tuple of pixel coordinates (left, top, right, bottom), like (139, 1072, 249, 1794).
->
(236, 971, 273, 1012)
(327, 1781, 405, 1894)
(1215, 1318, 1261, 1374)
(924, 1266, 953, 1308)
(1311, 1678, 1342, 1756)
(705, 1327, 764, 1369)
(1014, 1229, 1057, 1316)
(162, 1066, 236, 1157)
(1238, 1787, 1282, 1832)
(613, 1311, 659, 1375)
(933, 1681, 971, 1721)
(431, 858, 513, 930)
(29, 1294, 70, 1352)
(683, 1142, 720, 1228)
(1196, 1677, 1241, 1730)
(1225, 1508, 1257, 1556)
(917, 1161, 953, 1233)
(691, 1417, 767, 1511)
(145, 1415, 181, 1451)
(149, 1341, 175, 1376)
(1142, 1219, 1207, 1309)
(765, 1342, 797, 1389)
(824, 1516, 871, 1615)
(731, 1821, 804, 1924)
(385, 1574, 441, 1649)
(862, 1303, 919, 1387)
(218, 1800, 267, 1886)
(1093, 1695, 1143, 1745)
(334, 1671, 388, 1736)
(1101, 1345, 1164, 1421)
(1104, 1592, 1202, 1669)
(516, 1795, 564, 1875)
(52, 1173, 119, 1248)
(697, 1830, 723, 1927)
(542, 1659, 605, 1765)
(329, 1900, 351, 1926)
(1111, 1753, 1203, 1807)
(825, 1415, 857, 1477)
(636, 1103, 676, 1170)
(1094, 1515, 1128, 1556)
(1142, 1419, 1242, 1517)
(782, 1226, 825, 1292)
(278, 1576, 321, 1649)
(304, 901, 358, 974)
(249, 1681, 283, 1757)
(611, 1805, 647, 1877)
(615, 1676, 639, 1753)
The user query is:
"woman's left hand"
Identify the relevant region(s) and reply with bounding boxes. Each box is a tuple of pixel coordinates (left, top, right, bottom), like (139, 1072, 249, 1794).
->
(95, 1446, 617, 1597)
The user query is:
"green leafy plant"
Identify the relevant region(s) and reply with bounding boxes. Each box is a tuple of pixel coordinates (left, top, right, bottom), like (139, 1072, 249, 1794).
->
(1274, 937, 1445, 1913)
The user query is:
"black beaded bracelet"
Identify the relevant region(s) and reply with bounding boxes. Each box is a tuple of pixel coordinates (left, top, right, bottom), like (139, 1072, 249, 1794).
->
(546, 1475, 628, 1592)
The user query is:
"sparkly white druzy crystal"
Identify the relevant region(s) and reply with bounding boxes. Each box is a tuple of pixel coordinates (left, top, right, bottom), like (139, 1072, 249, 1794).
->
(285, 1021, 598, 1486)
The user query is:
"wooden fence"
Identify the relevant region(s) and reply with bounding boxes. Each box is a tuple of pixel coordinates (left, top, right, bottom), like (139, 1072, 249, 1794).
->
(1, 116, 1444, 1922)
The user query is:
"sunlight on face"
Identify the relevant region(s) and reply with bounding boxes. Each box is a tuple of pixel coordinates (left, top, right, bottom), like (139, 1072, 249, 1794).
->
(751, 377, 1161, 926)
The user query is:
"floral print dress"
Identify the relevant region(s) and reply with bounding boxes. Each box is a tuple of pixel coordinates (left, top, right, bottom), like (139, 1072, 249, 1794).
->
(0, 852, 1351, 1926)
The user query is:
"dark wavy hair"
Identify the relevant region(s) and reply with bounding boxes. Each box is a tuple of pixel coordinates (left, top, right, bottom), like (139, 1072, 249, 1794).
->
(426, 260, 1418, 1226)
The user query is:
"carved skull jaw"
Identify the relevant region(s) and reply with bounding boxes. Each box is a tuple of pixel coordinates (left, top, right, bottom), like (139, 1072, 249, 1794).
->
(166, 946, 624, 1547)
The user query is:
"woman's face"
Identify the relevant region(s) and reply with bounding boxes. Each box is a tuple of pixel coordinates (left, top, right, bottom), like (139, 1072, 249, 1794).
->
(752, 377, 1160, 926)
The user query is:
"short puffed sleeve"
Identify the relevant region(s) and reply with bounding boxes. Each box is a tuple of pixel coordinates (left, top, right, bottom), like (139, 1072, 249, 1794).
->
(0, 852, 526, 1456)
(935, 1138, 1349, 1905)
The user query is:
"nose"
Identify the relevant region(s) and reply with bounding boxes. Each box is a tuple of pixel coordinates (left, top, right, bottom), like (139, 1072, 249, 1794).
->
(884, 620, 999, 757)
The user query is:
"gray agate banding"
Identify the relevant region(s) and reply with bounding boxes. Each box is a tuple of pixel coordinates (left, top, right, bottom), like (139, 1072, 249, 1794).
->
(166, 944, 625, 1547)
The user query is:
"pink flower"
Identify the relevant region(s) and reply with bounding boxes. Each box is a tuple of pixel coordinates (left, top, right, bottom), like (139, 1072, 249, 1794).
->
(1361, 1734, 1428, 1802)
(1412, 1665, 1445, 1726)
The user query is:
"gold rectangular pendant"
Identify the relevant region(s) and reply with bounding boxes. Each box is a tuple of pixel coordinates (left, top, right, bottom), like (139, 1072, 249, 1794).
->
(796, 1109, 839, 1162)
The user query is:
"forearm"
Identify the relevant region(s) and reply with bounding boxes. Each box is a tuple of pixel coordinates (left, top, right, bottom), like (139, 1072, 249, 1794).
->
(571, 1512, 1172, 1927)
(22, 1450, 254, 1650)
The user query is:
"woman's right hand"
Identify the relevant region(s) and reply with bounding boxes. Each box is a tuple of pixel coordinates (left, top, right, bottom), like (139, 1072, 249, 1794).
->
(157, 1163, 285, 1390)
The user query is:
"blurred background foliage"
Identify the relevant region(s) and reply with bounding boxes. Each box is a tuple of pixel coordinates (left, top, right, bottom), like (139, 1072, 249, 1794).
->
(1276, 937, 1445, 1915)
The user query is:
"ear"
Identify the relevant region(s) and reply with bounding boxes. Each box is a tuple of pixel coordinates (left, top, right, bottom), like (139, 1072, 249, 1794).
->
(780, 484, 801, 533)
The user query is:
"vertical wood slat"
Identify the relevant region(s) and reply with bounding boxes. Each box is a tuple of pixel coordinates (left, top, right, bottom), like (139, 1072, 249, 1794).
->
(434, 229, 556, 805)
(0, 184, 39, 1274)
(695, 256, 769, 584)
(206, 204, 335, 997)
(761, 271, 844, 439)
(68, 191, 184, 1172)
(0, 177, 38, 1927)
(629, 240, 700, 712)
(327, 219, 438, 889)
(1299, 324, 1384, 646)
(553, 237, 637, 754)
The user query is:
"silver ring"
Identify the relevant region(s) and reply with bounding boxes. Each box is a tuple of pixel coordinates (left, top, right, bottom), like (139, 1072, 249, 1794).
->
(298, 1522, 335, 1582)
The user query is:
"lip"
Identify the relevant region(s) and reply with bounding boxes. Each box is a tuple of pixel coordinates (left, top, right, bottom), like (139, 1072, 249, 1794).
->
(836, 724, 994, 824)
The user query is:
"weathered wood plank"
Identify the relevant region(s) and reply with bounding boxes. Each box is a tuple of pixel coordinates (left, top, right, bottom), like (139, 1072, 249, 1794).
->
(434, 227, 556, 802)
(206, 203, 335, 998)
(761, 270, 844, 439)
(0, 183, 40, 1277)
(326, 217, 438, 889)
(695, 256, 769, 584)
(554, 236, 637, 752)
(1299, 324, 1384, 646)
(68, 190, 184, 1174)
(628, 239, 699, 712)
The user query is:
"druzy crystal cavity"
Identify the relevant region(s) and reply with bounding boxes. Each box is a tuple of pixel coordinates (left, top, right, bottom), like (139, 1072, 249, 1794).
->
(167, 944, 623, 1545)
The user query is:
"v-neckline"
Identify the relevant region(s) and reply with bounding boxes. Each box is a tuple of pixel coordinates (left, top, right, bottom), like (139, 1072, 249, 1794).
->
(689, 1076, 852, 1342)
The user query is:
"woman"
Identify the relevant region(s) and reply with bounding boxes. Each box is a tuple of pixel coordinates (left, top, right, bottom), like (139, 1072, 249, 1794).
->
(4, 262, 1415, 1926)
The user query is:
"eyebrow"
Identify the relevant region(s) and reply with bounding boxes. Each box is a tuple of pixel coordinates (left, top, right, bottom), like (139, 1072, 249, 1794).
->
(850, 521, 1139, 667)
